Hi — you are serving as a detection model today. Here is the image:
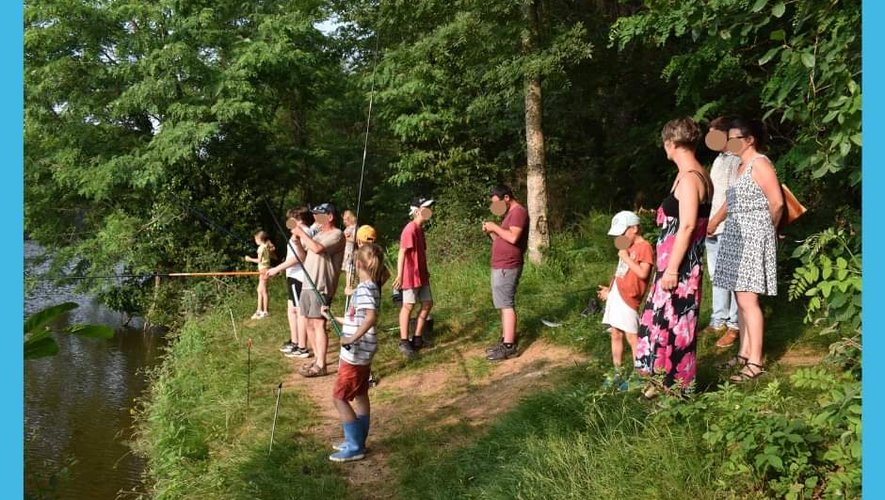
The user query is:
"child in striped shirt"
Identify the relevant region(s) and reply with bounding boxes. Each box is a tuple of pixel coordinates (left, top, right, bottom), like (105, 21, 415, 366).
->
(328, 243, 389, 462)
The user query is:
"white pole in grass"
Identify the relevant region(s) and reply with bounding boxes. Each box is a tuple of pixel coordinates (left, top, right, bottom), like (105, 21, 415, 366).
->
(269, 382, 283, 454)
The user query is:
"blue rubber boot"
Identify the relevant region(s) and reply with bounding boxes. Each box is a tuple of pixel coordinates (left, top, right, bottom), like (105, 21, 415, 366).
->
(329, 421, 365, 462)
(356, 414, 370, 449)
(333, 414, 370, 451)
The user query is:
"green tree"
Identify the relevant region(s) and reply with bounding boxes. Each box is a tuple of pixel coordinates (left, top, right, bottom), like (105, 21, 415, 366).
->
(611, 0, 861, 203)
(25, 0, 362, 316)
(335, 0, 592, 254)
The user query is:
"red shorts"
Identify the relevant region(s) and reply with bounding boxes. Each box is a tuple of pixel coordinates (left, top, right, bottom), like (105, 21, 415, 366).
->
(333, 362, 371, 401)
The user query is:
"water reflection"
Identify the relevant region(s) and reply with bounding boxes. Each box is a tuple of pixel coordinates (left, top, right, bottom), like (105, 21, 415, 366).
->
(25, 241, 166, 499)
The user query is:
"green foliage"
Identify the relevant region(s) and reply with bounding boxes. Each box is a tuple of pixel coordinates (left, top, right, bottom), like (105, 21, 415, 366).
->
(649, 361, 861, 499)
(611, 0, 861, 211)
(24, 302, 115, 359)
(788, 228, 860, 333)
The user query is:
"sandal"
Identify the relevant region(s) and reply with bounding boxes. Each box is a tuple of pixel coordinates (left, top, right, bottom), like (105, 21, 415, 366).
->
(729, 362, 765, 383)
(719, 355, 748, 371)
(301, 363, 328, 378)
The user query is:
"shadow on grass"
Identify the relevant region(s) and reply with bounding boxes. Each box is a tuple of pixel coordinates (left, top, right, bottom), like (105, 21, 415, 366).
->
(233, 432, 347, 500)
(382, 365, 717, 500)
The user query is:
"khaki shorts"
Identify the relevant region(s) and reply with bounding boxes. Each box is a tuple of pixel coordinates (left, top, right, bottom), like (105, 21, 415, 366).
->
(491, 267, 522, 309)
(299, 289, 328, 318)
(402, 285, 432, 304)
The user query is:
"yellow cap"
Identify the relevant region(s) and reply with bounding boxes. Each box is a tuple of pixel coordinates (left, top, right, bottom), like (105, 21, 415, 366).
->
(356, 225, 377, 244)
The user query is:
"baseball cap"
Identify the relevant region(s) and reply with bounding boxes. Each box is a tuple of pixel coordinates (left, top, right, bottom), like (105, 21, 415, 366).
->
(311, 202, 336, 215)
(607, 210, 641, 236)
(356, 225, 377, 244)
(409, 197, 435, 215)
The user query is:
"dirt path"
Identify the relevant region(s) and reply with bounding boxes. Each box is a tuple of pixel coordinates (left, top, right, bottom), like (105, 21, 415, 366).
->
(290, 338, 588, 499)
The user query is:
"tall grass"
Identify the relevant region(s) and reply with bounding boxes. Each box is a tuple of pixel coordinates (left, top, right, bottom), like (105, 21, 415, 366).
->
(133, 288, 348, 499)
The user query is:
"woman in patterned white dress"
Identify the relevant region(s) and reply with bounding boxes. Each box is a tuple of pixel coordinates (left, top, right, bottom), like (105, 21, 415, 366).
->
(711, 118, 784, 383)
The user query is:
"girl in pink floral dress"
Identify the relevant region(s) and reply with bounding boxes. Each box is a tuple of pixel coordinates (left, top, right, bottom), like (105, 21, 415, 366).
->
(636, 118, 713, 398)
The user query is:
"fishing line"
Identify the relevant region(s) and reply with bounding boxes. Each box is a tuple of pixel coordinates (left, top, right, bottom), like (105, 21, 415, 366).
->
(345, 34, 382, 313)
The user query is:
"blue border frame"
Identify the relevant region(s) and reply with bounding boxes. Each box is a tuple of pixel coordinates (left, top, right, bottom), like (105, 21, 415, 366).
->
(863, 0, 881, 497)
(8, 1, 874, 497)
(5, 0, 24, 495)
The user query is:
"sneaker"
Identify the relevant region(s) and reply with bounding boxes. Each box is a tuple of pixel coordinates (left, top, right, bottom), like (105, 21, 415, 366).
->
(286, 347, 312, 359)
(411, 336, 425, 350)
(259, 311, 269, 319)
(398, 340, 416, 358)
(250, 311, 262, 320)
(601, 369, 624, 390)
(486, 342, 518, 361)
(485, 338, 504, 354)
(280, 341, 297, 354)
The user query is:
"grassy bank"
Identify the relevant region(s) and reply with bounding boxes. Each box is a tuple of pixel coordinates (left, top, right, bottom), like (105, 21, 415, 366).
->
(136, 212, 859, 499)
(133, 285, 348, 499)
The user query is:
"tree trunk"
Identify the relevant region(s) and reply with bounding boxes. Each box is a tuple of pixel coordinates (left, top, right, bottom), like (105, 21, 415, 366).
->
(523, 0, 548, 264)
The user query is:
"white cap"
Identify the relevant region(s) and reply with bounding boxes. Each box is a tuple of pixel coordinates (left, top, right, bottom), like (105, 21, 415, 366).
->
(607, 211, 641, 236)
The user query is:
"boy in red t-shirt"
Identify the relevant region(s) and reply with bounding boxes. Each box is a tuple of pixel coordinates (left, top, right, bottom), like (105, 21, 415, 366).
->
(597, 211, 653, 390)
(392, 197, 434, 358)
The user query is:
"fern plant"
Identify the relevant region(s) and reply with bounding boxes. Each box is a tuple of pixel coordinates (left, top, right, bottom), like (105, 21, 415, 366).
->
(788, 228, 861, 334)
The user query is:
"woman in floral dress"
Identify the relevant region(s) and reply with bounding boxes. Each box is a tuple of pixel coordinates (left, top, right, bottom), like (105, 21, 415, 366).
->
(636, 117, 713, 398)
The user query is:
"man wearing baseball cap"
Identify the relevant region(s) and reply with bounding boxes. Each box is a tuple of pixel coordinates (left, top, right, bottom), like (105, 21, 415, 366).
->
(392, 197, 435, 358)
(293, 202, 346, 377)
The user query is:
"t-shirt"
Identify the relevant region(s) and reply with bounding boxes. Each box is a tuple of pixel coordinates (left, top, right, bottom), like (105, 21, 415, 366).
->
(491, 204, 529, 269)
(342, 225, 356, 271)
(613, 238, 654, 310)
(257, 243, 272, 270)
(302, 228, 345, 301)
(399, 221, 429, 289)
(286, 225, 318, 280)
(709, 152, 741, 236)
(339, 281, 380, 366)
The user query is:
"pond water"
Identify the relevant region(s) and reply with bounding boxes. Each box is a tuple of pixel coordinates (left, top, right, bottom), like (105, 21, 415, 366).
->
(24, 241, 167, 499)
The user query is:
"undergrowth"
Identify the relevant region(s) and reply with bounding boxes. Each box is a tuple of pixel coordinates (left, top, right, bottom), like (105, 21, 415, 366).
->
(135, 211, 859, 499)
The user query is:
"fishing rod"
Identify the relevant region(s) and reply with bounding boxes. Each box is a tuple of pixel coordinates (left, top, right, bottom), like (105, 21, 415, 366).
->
(26, 271, 260, 281)
(344, 33, 381, 313)
(174, 198, 255, 252)
(263, 199, 343, 338)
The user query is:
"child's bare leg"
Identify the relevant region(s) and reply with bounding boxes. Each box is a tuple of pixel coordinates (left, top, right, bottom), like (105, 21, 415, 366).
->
(353, 394, 370, 417)
(626, 332, 638, 366)
(399, 302, 414, 341)
(297, 310, 310, 350)
(287, 301, 298, 343)
(333, 398, 357, 422)
(610, 328, 625, 368)
(259, 278, 269, 312)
